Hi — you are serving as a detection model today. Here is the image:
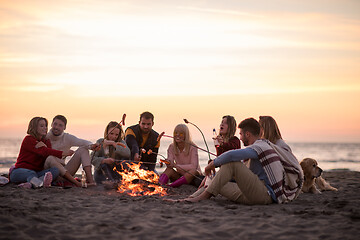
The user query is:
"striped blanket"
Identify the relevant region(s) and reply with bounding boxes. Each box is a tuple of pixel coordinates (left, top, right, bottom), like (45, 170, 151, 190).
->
(249, 139, 303, 204)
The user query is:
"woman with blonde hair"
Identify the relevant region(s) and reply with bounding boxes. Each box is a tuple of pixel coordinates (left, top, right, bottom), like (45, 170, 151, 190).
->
(10, 117, 73, 188)
(91, 121, 131, 184)
(159, 124, 201, 187)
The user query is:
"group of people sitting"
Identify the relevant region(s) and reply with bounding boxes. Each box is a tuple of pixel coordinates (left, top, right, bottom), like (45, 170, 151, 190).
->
(9, 111, 303, 205)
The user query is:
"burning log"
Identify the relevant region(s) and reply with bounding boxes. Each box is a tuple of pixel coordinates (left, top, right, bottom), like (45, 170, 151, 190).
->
(114, 162, 168, 196)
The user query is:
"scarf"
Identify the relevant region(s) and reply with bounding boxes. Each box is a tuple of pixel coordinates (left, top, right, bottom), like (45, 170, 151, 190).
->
(249, 139, 303, 204)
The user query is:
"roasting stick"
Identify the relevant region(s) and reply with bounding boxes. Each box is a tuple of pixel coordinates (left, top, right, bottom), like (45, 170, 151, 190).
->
(183, 118, 212, 162)
(160, 133, 217, 157)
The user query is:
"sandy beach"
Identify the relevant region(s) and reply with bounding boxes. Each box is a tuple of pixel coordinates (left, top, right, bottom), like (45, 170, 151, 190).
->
(0, 170, 359, 240)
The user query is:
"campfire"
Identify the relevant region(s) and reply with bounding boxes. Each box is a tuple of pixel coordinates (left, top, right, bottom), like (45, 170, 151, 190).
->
(114, 162, 167, 196)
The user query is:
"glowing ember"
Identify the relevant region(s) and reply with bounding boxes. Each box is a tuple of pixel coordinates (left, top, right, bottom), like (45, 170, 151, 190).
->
(114, 162, 167, 196)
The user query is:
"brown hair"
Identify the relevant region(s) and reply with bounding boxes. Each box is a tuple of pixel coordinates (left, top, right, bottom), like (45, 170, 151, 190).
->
(104, 121, 124, 158)
(52, 115, 67, 126)
(238, 118, 260, 136)
(104, 121, 124, 141)
(221, 115, 237, 143)
(259, 116, 282, 144)
(140, 111, 154, 122)
(27, 117, 48, 140)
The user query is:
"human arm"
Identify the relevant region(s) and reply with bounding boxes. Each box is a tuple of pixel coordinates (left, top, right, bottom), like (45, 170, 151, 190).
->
(91, 139, 108, 169)
(218, 136, 241, 151)
(113, 140, 131, 159)
(125, 129, 140, 161)
(213, 147, 258, 167)
(36, 141, 74, 157)
(166, 144, 176, 168)
(23, 136, 63, 159)
(66, 133, 93, 148)
(216, 136, 241, 156)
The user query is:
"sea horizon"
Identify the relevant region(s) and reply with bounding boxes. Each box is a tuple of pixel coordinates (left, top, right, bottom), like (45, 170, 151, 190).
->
(1, 137, 359, 174)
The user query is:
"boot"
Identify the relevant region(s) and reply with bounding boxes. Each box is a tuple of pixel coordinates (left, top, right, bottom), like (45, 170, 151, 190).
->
(169, 176, 188, 188)
(158, 174, 169, 185)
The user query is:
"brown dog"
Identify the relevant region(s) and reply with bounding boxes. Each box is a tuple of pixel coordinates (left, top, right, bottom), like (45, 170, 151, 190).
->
(300, 158, 338, 194)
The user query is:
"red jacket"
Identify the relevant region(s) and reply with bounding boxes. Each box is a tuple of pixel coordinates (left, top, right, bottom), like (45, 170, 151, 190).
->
(15, 135, 63, 172)
(215, 136, 241, 156)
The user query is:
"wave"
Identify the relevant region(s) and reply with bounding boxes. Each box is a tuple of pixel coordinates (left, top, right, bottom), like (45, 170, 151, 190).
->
(0, 157, 17, 165)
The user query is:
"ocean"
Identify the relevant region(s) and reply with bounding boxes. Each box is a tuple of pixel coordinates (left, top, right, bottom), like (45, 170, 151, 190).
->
(1, 138, 359, 175)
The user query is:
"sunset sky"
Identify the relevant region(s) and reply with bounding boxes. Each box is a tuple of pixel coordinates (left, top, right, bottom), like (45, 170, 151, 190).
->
(0, 0, 359, 142)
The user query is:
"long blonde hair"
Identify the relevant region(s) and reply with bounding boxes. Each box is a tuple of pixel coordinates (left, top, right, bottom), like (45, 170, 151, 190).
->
(27, 117, 48, 140)
(259, 116, 282, 144)
(173, 124, 194, 155)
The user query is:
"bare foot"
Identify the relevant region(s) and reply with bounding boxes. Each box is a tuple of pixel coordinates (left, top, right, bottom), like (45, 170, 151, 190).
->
(183, 191, 213, 203)
(87, 182, 97, 187)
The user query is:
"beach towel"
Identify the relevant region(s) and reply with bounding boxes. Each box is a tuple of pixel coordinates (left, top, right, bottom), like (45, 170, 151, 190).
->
(250, 139, 303, 204)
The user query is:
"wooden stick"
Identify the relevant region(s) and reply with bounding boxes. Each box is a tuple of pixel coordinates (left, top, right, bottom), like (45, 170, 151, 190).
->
(161, 134, 217, 157)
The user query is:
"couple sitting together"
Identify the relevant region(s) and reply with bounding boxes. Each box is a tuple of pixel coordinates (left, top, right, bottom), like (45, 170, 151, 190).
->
(9, 112, 160, 188)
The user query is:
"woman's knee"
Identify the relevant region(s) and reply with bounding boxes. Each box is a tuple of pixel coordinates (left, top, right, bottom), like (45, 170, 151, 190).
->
(10, 168, 36, 183)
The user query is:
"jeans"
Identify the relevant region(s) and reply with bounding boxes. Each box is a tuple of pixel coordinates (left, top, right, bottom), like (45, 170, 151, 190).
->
(10, 167, 60, 184)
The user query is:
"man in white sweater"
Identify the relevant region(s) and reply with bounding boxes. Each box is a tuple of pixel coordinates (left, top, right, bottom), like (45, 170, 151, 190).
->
(44, 115, 99, 187)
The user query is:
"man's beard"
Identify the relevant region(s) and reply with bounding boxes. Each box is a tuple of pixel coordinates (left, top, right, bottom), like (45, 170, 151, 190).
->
(51, 129, 61, 136)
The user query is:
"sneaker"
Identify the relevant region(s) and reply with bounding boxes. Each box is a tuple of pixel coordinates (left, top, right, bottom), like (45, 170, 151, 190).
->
(18, 182, 32, 189)
(30, 176, 43, 188)
(43, 172, 52, 188)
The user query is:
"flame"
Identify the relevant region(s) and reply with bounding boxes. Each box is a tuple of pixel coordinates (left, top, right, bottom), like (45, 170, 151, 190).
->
(114, 162, 167, 196)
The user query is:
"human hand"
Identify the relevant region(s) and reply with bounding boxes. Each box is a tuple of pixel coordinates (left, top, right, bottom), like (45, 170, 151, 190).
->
(198, 176, 207, 189)
(102, 158, 115, 165)
(90, 143, 101, 151)
(205, 161, 216, 176)
(35, 141, 47, 149)
(134, 153, 141, 162)
(62, 149, 75, 157)
(217, 135, 224, 145)
(166, 159, 175, 168)
(103, 139, 116, 148)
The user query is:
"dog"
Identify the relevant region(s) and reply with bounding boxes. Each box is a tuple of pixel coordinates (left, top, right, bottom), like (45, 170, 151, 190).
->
(300, 158, 338, 194)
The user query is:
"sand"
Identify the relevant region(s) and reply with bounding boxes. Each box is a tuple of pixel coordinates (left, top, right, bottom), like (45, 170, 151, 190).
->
(0, 170, 359, 240)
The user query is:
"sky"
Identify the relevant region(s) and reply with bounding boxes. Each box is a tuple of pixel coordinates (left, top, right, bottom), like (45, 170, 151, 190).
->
(0, 0, 359, 142)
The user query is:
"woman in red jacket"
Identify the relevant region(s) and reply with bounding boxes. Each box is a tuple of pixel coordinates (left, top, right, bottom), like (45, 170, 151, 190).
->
(10, 117, 74, 188)
(187, 115, 241, 197)
(213, 115, 241, 156)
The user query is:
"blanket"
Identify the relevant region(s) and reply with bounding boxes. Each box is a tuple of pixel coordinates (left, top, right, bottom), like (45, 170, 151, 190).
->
(250, 139, 303, 203)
